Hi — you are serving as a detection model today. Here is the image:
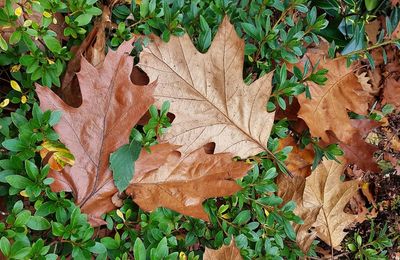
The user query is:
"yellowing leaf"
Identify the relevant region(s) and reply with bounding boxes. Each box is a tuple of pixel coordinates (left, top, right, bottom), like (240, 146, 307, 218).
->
(116, 209, 124, 221)
(138, 16, 274, 158)
(20, 190, 28, 197)
(10, 80, 21, 92)
(14, 7, 22, 17)
(21, 95, 27, 104)
(0, 99, 10, 108)
(10, 64, 21, 72)
(43, 11, 52, 18)
(40, 141, 75, 171)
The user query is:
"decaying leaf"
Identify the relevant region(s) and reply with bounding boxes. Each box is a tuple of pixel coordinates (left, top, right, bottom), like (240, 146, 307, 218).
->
(127, 145, 251, 221)
(39, 140, 75, 171)
(36, 41, 157, 225)
(297, 48, 373, 143)
(303, 159, 359, 248)
(203, 239, 243, 260)
(138, 16, 275, 158)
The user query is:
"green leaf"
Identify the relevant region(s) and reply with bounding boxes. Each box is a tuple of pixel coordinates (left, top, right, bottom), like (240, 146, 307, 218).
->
(6, 175, 33, 189)
(2, 139, 26, 152)
(233, 210, 251, 225)
(27, 216, 51, 230)
(9, 31, 21, 45)
(134, 238, 146, 260)
(42, 35, 62, 53)
(75, 14, 93, 26)
(0, 237, 10, 256)
(48, 110, 62, 126)
(89, 242, 107, 255)
(0, 34, 8, 51)
(25, 160, 39, 180)
(14, 210, 32, 227)
(100, 237, 119, 250)
(110, 140, 142, 192)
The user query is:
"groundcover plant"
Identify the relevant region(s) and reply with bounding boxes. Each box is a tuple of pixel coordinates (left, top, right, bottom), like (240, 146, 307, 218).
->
(0, 0, 399, 259)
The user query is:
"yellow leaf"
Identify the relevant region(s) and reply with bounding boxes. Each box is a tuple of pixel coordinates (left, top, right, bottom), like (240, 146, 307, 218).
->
(10, 80, 21, 92)
(179, 252, 187, 260)
(10, 64, 21, 72)
(23, 20, 32, 27)
(136, 0, 141, 4)
(47, 58, 55, 64)
(43, 11, 52, 18)
(14, 7, 23, 17)
(20, 190, 28, 197)
(0, 99, 10, 108)
(264, 208, 269, 216)
(21, 95, 27, 104)
(116, 209, 125, 221)
(53, 17, 57, 24)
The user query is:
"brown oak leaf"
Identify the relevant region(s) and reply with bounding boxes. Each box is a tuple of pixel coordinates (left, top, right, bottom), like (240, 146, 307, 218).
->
(296, 48, 373, 143)
(36, 41, 157, 225)
(383, 78, 400, 110)
(203, 239, 243, 260)
(303, 158, 359, 249)
(138, 16, 275, 158)
(127, 145, 251, 221)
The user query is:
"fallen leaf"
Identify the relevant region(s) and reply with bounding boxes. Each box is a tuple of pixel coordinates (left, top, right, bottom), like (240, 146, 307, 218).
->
(365, 19, 382, 44)
(278, 136, 314, 178)
(35, 40, 157, 225)
(392, 0, 400, 6)
(303, 158, 359, 248)
(203, 239, 243, 260)
(357, 72, 380, 95)
(127, 145, 251, 221)
(60, 5, 111, 107)
(138, 16, 275, 158)
(383, 78, 400, 110)
(277, 175, 320, 253)
(296, 48, 373, 143)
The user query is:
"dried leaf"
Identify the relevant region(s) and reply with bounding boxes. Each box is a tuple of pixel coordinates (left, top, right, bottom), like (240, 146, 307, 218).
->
(39, 140, 75, 171)
(203, 239, 243, 260)
(383, 78, 400, 110)
(303, 159, 359, 248)
(35, 41, 157, 225)
(60, 5, 111, 107)
(277, 174, 320, 253)
(297, 49, 373, 143)
(127, 146, 251, 221)
(138, 16, 274, 158)
(278, 136, 314, 178)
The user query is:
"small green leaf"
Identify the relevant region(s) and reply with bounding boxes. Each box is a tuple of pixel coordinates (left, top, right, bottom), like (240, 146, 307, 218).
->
(6, 175, 34, 189)
(110, 140, 142, 192)
(27, 216, 51, 230)
(0, 237, 10, 256)
(43, 35, 62, 53)
(233, 210, 251, 225)
(75, 14, 93, 26)
(0, 34, 8, 51)
(134, 238, 146, 260)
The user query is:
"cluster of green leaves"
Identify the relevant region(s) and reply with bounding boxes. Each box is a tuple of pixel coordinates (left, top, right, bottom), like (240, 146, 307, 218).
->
(313, 0, 400, 65)
(346, 221, 397, 260)
(0, 0, 102, 109)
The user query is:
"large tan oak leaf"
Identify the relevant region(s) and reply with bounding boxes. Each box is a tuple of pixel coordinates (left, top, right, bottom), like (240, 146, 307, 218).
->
(138, 16, 275, 158)
(297, 48, 373, 143)
(35, 41, 158, 226)
(303, 159, 359, 248)
(127, 146, 251, 221)
(203, 239, 243, 260)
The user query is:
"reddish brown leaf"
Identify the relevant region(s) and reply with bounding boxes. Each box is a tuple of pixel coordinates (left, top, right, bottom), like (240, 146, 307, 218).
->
(383, 78, 400, 110)
(127, 146, 251, 221)
(36, 41, 157, 225)
(203, 239, 243, 260)
(278, 136, 314, 178)
(296, 48, 373, 143)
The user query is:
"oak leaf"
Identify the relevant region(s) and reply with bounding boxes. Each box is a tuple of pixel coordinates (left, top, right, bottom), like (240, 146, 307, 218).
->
(35, 41, 157, 225)
(296, 49, 373, 143)
(303, 158, 359, 248)
(138, 16, 275, 158)
(203, 239, 243, 260)
(127, 146, 251, 221)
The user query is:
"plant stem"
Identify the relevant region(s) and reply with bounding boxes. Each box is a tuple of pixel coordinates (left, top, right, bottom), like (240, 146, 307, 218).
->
(333, 40, 397, 61)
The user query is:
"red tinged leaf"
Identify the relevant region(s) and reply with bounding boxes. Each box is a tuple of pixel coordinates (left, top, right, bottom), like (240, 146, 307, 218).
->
(35, 40, 157, 225)
(127, 145, 251, 221)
